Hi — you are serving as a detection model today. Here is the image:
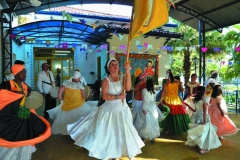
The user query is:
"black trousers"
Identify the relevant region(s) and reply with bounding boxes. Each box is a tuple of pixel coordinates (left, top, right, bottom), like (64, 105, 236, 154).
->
(44, 93, 56, 117)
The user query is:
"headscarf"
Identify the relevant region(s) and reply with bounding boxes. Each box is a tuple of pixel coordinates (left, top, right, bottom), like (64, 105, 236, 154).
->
(72, 71, 81, 79)
(107, 58, 118, 68)
(11, 64, 25, 76)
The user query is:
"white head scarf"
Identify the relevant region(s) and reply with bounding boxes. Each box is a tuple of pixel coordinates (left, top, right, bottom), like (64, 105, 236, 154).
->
(72, 71, 81, 79)
(107, 58, 118, 68)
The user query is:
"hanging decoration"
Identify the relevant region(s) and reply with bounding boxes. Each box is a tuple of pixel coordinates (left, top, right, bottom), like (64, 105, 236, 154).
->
(214, 47, 221, 52)
(46, 40, 51, 47)
(101, 44, 108, 50)
(79, 19, 86, 24)
(62, 42, 68, 49)
(236, 47, 240, 52)
(201, 47, 208, 52)
(135, 40, 141, 45)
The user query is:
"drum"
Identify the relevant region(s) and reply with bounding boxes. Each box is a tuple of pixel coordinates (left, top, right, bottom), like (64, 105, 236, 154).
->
(25, 91, 43, 109)
(50, 86, 59, 99)
(84, 85, 92, 101)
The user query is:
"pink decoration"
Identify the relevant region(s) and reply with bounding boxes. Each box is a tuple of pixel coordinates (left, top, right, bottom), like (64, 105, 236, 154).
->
(236, 47, 240, 52)
(97, 50, 101, 52)
(10, 34, 15, 39)
(20, 36, 26, 41)
(144, 42, 148, 49)
(201, 47, 208, 52)
(214, 47, 221, 52)
(119, 45, 126, 50)
(101, 44, 107, 50)
(110, 50, 115, 54)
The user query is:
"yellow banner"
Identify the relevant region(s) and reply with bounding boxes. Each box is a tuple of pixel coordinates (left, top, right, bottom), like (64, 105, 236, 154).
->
(129, 0, 169, 40)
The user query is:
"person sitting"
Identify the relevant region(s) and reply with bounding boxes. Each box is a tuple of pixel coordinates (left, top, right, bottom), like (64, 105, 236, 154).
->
(0, 64, 51, 160)
(47, 71, 95, 135)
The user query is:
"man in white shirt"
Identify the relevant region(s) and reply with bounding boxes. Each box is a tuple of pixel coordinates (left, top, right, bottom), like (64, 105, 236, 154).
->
(37, 62, 56, 119)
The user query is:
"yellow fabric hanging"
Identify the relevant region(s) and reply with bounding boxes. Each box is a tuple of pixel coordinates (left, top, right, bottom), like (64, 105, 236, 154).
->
(129, 0, 169, 40)
(62, 88, 85, 111)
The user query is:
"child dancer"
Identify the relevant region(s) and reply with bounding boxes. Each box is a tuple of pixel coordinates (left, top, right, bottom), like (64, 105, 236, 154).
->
(208, 85, 238, 140)
(133, 78, 164, 142)
(185, 86, 221, 154)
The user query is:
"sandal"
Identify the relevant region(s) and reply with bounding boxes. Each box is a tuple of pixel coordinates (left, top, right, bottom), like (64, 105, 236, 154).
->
(200, 149, 209, 154)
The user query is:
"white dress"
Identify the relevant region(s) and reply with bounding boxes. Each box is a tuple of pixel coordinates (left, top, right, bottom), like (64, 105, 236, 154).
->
(0, 146, 36, 160)
(67, 77, 144, 159)
(185, 99, 221, 150)
(47, 82, 96, 135)
(133, 89, 164, 139)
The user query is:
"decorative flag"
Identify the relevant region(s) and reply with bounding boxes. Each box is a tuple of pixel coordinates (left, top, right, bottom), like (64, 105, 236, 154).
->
(62, 11, 66, 18)
(176, 47, 184, 51)
(72, 43, 77, 48)
(118, 34, 124, 41)
(129, 0, 168, 40)
(113, 29, 119, 37)
(46, 40, 51, 47)
(92, 24, 97, 31)
(111, 45, 117, 50)
(135, 40, 141, 45)
(101, 44, 108, 50)
(201, 47, 208, 52)
(20, 36, 26, 41)
(147, 44, 153, 50)
(10, 33, 15, 39)
(62, 42, 68, 49)
(91, 45, 97, 49)
(88, 49, 93, 53)
(97, 50, 101, 52)
(66, 14, 72, 23)
(144, 42, 148, 49)
(236, 47, 240, 52)
(214, 47, 221, 52)
(137, 45, 143, 51)
(110, 50, 115, 54)
(79, 19, 86, 24)
(119, 45, 126, 50)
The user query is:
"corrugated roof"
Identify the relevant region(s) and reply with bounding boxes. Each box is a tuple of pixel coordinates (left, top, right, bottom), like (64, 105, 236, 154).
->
(3, 0, 240, 32)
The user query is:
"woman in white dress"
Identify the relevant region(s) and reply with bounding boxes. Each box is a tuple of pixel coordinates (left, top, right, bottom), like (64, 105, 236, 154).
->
(133, 78, 164, 142)
(67, 58, 144, 160)
(185, 86, 221, 154)
(47, 71, 94, 135)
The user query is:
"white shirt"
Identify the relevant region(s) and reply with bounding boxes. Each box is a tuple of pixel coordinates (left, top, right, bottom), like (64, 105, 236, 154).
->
(37, 70, 55, 94)
(80, 75, 87, 85)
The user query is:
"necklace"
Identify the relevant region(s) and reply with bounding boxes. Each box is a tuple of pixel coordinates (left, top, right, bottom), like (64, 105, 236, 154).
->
(109, 75, 121, 93)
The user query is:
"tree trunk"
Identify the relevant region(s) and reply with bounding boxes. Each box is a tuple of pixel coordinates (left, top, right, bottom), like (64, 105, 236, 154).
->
(183, 49, 191, 86)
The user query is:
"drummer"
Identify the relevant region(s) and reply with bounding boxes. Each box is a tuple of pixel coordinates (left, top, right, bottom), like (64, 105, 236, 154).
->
(47, 71, 95, 135)
(0, 64, 51, 159)
(37, 62, 56, 120)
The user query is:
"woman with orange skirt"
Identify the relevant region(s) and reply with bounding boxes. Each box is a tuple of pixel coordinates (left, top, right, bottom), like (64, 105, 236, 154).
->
(159, 69, 190, 134)
(0, 64, 51, 160)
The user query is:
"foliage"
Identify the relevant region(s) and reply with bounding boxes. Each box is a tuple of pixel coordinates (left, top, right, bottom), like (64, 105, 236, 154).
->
(223, 30, 240, 80)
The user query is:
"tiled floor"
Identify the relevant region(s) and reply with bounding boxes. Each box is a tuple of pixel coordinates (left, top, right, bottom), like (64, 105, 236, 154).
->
(33, 104, 240, 160)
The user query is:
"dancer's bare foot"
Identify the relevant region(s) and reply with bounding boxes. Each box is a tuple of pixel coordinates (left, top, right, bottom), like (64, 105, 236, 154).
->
(219, 136, 224, 140)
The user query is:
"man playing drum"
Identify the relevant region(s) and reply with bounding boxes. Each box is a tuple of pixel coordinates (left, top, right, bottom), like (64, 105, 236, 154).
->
(37, 62, 56, 120)
(47, 71, 95, 135)
(0, 64, 51, 160)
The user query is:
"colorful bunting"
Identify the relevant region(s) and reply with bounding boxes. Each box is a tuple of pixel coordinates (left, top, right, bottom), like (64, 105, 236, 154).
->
(111, 45, 117, 50)
(136, 40, 141, 45)
(214, 47, 221, 52)
(91, 45, 97, 49)
(65, 14, 73, 23)
(236, 47, 240, 52)
(147, 44, 153, 50)
(113, 29, 119, 37)
(72, 43, 77, 48)
(201, 47, 208, 52)
(10, 33, 15, 39)
(137, 45, 143, 51)
(62, 42, 68, 49)
(46, 40, 51, 47)
(101, 44, 108, 50)
(119, 45, 126, 50)
(79, 19, 86, 24)
(118, 34, 124, 41)
(144, 42, 148, 49)
(110, 50, 115, 54)
(97, 50, 101, 52)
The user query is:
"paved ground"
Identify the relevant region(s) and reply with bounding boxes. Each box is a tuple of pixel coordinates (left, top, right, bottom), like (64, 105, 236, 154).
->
(33, 104, 240, 160)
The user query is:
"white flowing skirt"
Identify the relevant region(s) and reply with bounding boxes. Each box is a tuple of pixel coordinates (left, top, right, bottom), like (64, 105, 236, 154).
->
(131, 99, 142, 120)
(67, 99, 144, 159)
(47, 101, 97, 135)
(184, 97, 195, 118)
(185, 122, 221, 150)
(133, 104, 164, 139)
(0, 146, 36, 160)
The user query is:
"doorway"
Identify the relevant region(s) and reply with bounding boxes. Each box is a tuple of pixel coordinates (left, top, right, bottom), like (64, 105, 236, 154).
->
(97, 57, 101, 80)
(34, 48, 74, 90)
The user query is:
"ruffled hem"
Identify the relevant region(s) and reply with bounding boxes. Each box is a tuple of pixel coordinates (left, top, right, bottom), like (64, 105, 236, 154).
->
(163, 101, 187, 115)
(68, 106, 144, 159)
(0, 116, 51, 148)
(162, 113, 190, 134)
(0, 146, 36, 160)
